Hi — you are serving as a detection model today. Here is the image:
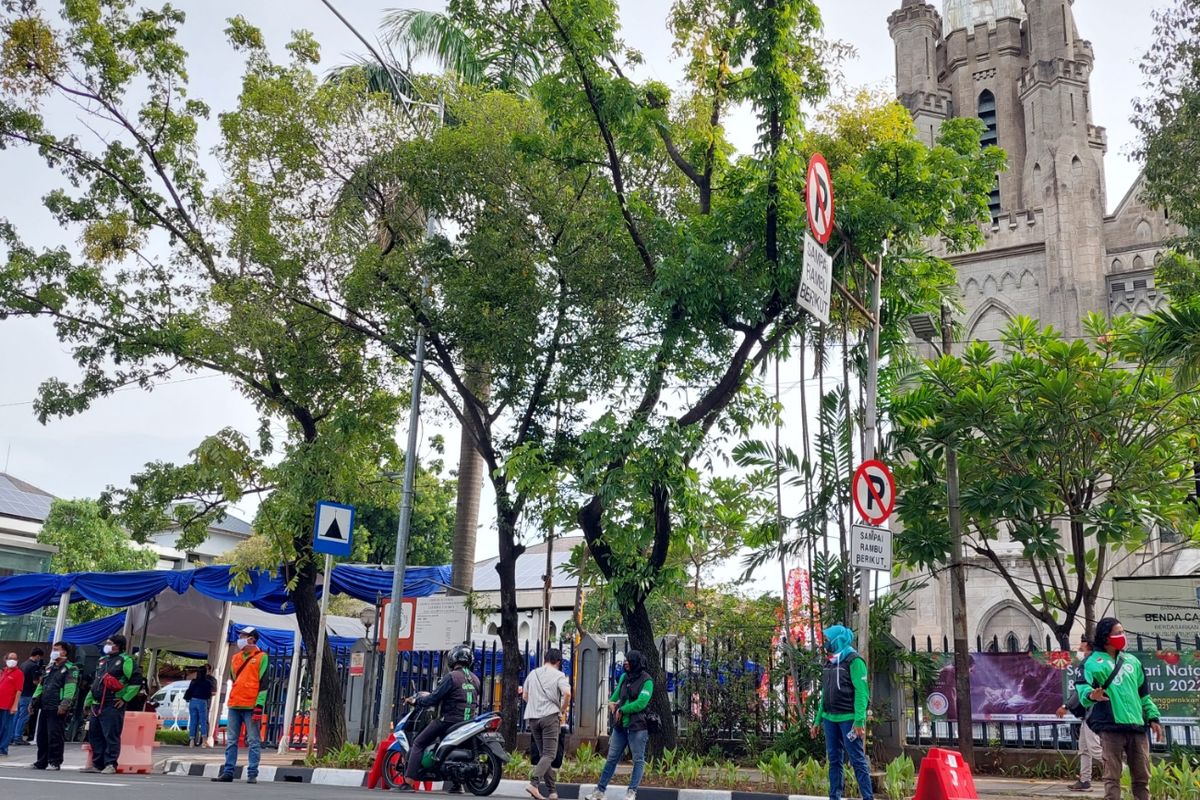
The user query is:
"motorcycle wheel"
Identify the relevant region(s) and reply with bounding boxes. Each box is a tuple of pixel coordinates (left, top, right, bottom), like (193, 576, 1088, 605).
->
(465, 751, 503, 796)
(381, 750, 408, 790)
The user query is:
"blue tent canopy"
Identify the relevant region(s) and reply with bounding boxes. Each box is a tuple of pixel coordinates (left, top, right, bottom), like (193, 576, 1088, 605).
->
(0, 564, 451, 616)
(57, 611, 127, 646)
(227, 623, 359, 655)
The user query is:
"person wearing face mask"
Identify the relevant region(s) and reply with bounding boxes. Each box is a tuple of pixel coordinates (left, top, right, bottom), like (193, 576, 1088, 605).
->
(31, 641, 79, 771)
(1055, 635, 1104, 791)
(11, 648, 45, 746)
(212, 627, 268, 785)
(586, 650, 654, 800)
(0, 651, 24, 756)
(184, 664, 214, 747)
(81, 635, 140, 774)
(1079, 618, 1163, 800)
(810, 625, 873, 800)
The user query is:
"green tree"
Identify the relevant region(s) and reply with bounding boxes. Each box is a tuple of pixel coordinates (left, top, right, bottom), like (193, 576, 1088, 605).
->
(38, 499, 156, 624)
(0, 5, 415, 751)
(891, 315, 1200, 647)
(1134, 0, 1200, 258)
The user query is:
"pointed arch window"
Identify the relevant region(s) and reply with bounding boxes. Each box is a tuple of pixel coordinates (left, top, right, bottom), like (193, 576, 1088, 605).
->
(978, 90, 1001, 216)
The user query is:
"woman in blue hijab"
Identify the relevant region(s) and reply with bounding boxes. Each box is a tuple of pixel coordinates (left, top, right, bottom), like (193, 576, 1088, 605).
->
(810, 625, 873, 800)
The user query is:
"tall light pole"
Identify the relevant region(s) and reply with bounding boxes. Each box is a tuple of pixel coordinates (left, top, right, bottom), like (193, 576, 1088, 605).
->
(940, 301, 974, 767)
(909, 304, 974, 766)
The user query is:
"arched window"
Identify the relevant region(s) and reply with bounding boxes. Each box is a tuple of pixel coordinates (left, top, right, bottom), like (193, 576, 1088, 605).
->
(548, 622, 558, 642)
(1005, 632, 1021, 653)
(519, 621, 531, 642)
(978, 91, 1001, 216)
(486, 623, 499, 636)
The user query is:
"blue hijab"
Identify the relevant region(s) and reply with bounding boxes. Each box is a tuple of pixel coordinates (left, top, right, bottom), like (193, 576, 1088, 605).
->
(823, 625, 857, 661)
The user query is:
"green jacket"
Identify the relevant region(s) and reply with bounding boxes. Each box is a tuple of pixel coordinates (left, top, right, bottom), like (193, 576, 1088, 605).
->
(814, 656, 869, 728)
(1078, 651, 1160, 734)
(609, 672, 654, 729)
(33, 660, 79, 712)
(85, 653, 139, 707)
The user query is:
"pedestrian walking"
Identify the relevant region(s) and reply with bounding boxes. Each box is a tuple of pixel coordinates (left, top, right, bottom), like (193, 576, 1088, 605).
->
(1055, 635, 1104, 791)
(81, 635, 139, 774)
(811, 625, 873, 800)
(0, 652, 23, 756)
(1079, 618, 1163, 800)
(521, 648, 572, 800)
(10, 647, 44, 746)
(586, 650, 654, 800)
(212, 628, 269, 784)
(185, 664, 214, 747)
(31, 641, 79, 771)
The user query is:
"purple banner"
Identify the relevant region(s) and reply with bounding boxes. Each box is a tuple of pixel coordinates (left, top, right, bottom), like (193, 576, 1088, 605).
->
(926, 652, 1066, 722)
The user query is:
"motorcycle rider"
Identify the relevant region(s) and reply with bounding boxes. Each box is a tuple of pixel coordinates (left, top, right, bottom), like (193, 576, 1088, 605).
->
(400, 644, 481, 792)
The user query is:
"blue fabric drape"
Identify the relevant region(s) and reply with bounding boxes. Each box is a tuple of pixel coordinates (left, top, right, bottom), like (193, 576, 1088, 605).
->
(0, 564, 451, 615)
(53, 611, 127, 645)
(227, 624, 359, 655)
(328, 565, 450, 602)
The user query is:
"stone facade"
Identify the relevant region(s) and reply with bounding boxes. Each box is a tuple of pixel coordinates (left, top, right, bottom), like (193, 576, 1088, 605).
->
(887, 1, 1192, 647)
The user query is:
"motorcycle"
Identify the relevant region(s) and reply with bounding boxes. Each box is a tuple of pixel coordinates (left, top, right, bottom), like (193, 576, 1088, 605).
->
(381, 694, 509, 795)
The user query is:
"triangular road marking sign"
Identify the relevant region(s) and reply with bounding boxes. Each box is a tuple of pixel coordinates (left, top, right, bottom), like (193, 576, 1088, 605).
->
(323, 515, 344, 540)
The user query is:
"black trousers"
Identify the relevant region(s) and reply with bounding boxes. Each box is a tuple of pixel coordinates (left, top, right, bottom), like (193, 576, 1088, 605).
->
(34, 708, 67, 768)
(87, 705, 125, 768)
(405, 719, 451, 781)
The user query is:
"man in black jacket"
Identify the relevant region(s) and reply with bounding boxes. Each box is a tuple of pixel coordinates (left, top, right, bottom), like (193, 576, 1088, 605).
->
(400, 644, 480, 792)
(32, 641, 79, 771)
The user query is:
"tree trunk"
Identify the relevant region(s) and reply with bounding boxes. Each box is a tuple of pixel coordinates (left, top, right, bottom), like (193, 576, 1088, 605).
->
(620, 598, 677, 753)
(495, 510, 525, 749)
(291, 560, 346, 753)
(450, 367, 490, 594)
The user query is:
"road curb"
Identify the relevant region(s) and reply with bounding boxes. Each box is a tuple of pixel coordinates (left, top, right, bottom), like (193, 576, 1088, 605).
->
(160, 759, 825, 800)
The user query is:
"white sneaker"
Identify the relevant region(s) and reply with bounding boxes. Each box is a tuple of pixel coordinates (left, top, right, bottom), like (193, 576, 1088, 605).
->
(624, 791, 636, 800)
(586, 791, 605, 800)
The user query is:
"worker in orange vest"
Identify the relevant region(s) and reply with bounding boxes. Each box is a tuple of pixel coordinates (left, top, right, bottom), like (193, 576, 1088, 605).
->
(212, 627, 268, 784)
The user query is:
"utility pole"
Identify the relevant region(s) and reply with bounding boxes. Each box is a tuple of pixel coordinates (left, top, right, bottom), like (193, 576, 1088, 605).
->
(941, 301, 974, 767)
(857, 242, 886, 666)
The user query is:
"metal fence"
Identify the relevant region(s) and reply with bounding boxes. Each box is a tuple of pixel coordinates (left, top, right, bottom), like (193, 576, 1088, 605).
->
(904, 634, 1200, 753)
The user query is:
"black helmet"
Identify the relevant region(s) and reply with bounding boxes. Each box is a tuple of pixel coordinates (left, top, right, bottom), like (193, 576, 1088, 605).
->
(448, 644, 473, 670)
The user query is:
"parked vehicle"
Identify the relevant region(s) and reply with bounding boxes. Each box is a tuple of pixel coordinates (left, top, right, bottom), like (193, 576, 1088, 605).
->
(381, 694, 508, 795)
(150, 680, 228, 730)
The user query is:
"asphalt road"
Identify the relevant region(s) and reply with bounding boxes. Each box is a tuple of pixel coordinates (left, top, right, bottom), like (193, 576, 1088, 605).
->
(0, 769, 398, 799)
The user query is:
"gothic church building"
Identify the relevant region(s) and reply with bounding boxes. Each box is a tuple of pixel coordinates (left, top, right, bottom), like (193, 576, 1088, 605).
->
(887, 0, 1196, 647)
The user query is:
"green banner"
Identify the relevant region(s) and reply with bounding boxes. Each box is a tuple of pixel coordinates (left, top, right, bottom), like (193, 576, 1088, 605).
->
(1066, 650, 1200, 721)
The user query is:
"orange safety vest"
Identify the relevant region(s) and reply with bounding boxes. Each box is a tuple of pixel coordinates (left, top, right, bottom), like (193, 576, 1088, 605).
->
(228, 648, 265, 709)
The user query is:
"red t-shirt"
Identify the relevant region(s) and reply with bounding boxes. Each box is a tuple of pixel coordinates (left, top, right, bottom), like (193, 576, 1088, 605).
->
(0, 667, 24, 708)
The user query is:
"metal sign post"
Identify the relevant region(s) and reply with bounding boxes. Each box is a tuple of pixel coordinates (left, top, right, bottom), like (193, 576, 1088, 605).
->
(856, 242, 887, 668)
(309, 500, 355, 755)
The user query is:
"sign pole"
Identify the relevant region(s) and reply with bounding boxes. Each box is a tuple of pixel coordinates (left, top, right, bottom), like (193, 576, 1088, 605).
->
(306, 552, 334, 757)
(858, 242, 885, 669)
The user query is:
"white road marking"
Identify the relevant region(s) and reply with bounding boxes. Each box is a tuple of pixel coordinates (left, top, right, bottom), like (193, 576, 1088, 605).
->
(0, 775, 129, 786)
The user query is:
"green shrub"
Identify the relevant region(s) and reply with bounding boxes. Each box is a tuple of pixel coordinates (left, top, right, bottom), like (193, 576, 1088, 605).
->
(156, 729, 191, 746)
(884, 755, 916, 800)
(303, 743, 375, 770)
(765, 724, 824, 763)
(503, 751, 532, 780)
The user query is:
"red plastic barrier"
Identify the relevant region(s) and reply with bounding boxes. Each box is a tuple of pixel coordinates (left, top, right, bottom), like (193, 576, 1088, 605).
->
(914, 748, 979, 800)
(81, 711, 160, 775)
(366, 733, 396, 790)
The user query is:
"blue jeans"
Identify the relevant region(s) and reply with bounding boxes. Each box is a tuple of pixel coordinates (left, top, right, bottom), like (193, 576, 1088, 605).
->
(188, 698, 209, 741)
(222, 707, 261, 778)
(597, 726, 649, 792)
(11, 696, 32, 743)
(824, 719, 873, 800)
(0, 708, 13, 754)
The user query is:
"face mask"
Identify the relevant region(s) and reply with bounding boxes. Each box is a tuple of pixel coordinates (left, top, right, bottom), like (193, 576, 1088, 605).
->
(5, 659, 16, 668)
(1108, 634, 1127, 652)
(103, 645, 115, 655)
(237, 638, 249, 649)
(50, 650, 61, 661)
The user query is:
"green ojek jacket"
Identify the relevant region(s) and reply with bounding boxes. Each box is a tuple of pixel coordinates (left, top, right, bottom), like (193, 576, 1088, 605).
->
(609, 672, 654, 729)
(33, 660, 80, 712)
(814, 656, 869, 728)
(1077, 651, 1161, 734)
(86, 653, 139, 707)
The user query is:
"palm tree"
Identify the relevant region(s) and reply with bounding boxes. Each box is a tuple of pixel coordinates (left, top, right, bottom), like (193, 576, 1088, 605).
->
(1146, 300, 1200, 390)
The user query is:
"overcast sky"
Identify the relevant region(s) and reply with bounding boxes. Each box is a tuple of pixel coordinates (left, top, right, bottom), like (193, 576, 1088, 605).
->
(0, 1, 1167, 580)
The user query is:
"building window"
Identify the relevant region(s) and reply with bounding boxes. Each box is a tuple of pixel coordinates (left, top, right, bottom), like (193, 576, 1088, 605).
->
(1005, 632, 1021, 653)
(978, 90, 1001, 216)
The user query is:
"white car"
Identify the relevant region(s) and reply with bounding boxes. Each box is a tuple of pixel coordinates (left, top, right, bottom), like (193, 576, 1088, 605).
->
(151, 680, 228, 730)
